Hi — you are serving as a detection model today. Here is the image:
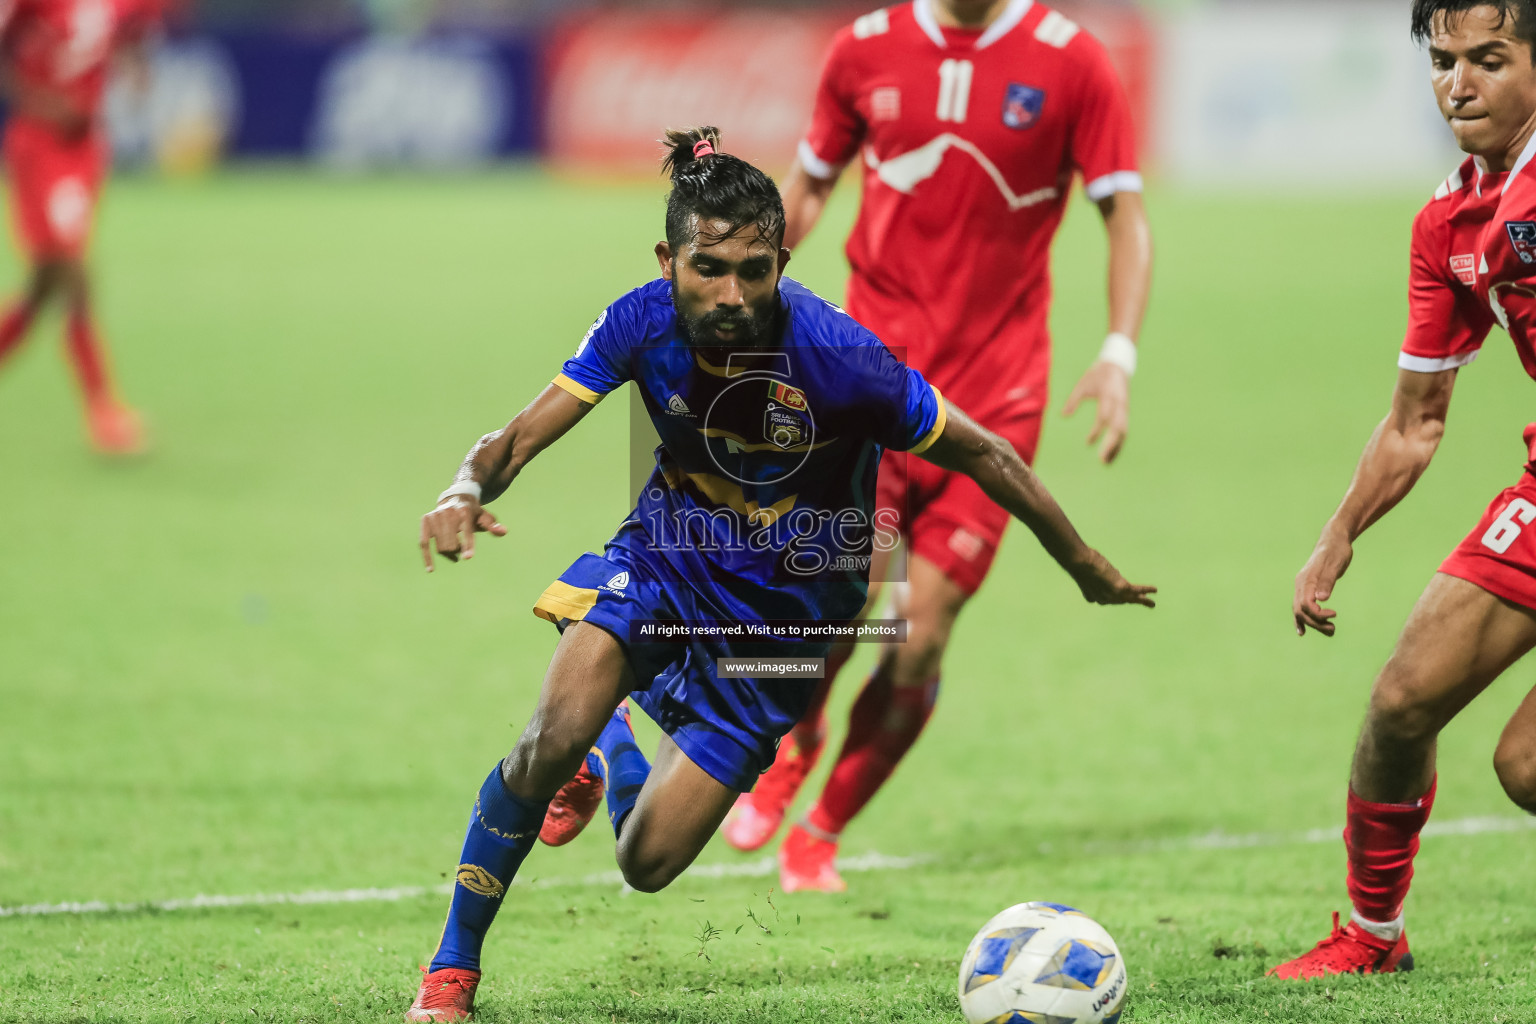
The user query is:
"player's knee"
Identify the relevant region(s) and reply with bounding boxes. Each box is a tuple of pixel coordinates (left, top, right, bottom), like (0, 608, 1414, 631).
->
(28, 260, 64, 301)
(890, 616, 951, 683)
(618, 862, 676, 894)
(1366, 666, 1443, 744)
(615, 839, 682, 894)
(1493, 742, 1536, 814)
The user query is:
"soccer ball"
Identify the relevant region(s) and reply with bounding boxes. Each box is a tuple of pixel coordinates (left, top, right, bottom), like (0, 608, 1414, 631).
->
(957, 902, 1127, 1024)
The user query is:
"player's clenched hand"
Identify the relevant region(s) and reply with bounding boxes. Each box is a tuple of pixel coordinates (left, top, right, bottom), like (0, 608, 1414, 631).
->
(1068, 549, 1156, 608)
(1294, 525, 1353, 637)
(420, 498, 507, 572)
(1063, 361, 1130, 464)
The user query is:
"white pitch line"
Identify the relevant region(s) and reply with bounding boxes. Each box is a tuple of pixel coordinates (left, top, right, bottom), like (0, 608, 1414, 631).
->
(0, 851, 934, 920)
(1, 816, 1529, 921)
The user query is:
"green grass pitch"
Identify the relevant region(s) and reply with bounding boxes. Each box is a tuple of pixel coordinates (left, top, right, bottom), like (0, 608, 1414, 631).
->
(1, 168, 1534, 1022)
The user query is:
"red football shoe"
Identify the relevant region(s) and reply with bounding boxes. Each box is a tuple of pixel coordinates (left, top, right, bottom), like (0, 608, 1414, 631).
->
(1267, 912, 1413, 980)
(539, 759, 605, 846)
(779, 822, 846, 893)
(86, 400, 147, 456)
(405, 966, 480, 1022)
(541, 703, 630, 847)
(722, 730, 824, 852)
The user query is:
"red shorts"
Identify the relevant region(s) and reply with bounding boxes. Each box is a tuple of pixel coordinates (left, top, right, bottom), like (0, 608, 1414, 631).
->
(1440, 423, 1536, 611)
(877, 411, 1044, 596)
(3, 120, 107, 260)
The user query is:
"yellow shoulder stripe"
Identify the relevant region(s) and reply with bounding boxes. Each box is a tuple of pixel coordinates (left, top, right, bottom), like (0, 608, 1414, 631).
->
(552, 373, 604, 405)
(909, 386, 947, 454)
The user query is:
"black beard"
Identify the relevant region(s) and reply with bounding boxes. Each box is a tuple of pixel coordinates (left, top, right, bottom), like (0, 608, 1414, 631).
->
(672, 279, 779, 349)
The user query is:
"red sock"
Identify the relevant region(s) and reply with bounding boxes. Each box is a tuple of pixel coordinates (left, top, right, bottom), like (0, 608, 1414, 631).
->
(66, 311, 111, 404)
(789, 646, 854, 750)
(0, 302, 36, 365)
(805, 670, 939, 837)
(1345, 777, 1436, 923)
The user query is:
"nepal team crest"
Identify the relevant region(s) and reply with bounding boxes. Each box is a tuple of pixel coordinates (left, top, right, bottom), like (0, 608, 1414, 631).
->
(1507, 220, 1536, 265)
(1002, 82, 1045, 130)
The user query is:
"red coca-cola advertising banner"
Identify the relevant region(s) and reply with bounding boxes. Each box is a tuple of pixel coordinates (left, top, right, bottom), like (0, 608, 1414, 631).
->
(544, 3, 1154, 175)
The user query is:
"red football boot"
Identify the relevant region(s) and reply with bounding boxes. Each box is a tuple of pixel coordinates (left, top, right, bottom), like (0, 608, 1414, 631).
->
(1267, 912, 1413, 980)
(86, 399, 148, 456)
(539, 759, 605, 846)
(779, 822, 846, 893)
(540, 703, 631, 846)
(723, 729, 824, 852)
(405, 966, 480, 1022)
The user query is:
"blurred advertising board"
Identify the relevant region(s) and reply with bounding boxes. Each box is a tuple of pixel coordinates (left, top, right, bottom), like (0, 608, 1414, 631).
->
(110, 28, 541, 171)
(543, 10, 847, 174)
(543, 2, 1154, 175)
(1156, 3, 1460, 188)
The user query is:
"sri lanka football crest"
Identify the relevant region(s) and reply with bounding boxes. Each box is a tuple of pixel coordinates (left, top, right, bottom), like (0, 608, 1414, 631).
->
(765, 381, 811, 450)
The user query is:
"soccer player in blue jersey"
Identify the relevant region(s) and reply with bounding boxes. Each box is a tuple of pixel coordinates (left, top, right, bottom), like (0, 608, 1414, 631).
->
(404, 127, 1155, 1022)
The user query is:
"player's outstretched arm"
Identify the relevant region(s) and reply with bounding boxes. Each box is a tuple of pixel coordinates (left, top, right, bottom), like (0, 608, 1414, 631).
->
(1294, 366, 1456, 637)
(920, 402, 1155, 608)
(781, 157, 838, 250)
(419, 385, 592, 572)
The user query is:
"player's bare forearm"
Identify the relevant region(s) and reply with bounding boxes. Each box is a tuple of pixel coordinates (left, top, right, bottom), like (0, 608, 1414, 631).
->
(781, 159, 837, 250)
(447, 385, 592, 504)
(1294, 367, 1454, 635)
(1098, 191, 1151, 341)
(924, 412, 1087, 567)
(921, 403, 1155, 607)
(1063, 192, 1149, 465)
(420, 385, 590, 571)
(1328, 367, 1455, 542)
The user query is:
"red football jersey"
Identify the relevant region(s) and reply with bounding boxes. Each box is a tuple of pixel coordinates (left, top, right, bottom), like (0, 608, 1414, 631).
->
(1399, 137, 1536, 381)
(3, 0, 159, 130)
(801, 0, 1140, 421)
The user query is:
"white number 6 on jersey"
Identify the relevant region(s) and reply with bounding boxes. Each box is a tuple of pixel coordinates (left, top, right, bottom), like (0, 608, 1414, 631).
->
(1481, 497, 1536, 554)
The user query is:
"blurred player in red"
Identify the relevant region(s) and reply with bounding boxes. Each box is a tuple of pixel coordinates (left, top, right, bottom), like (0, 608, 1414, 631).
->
(0, 0, 160, 453)
(1272, 0, 1536, 980)
(721, 0, 1153, 892)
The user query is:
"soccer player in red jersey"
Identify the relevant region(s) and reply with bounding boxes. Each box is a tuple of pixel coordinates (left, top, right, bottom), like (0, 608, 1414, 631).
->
(1271, 0, 1536, 980)
(0, 0, 160, 453)
(720, 0, 1153, 893)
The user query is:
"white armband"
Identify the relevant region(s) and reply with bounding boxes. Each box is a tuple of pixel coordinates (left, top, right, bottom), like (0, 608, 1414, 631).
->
(1097, 332, 1138, 377)
(437, 480, 483, 505)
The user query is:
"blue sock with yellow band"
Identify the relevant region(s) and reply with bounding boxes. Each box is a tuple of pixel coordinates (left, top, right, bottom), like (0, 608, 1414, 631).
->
(589, 704, 650, 839)
(429, 764, 548, 973)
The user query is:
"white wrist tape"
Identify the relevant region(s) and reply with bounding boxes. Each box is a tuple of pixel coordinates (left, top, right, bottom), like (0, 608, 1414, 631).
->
(1097, 332, 1138, 377)
(437, 480, 483, 505)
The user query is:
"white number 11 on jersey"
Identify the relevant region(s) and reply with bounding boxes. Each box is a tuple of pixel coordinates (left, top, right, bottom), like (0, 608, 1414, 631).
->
(937, 59, 973, 123)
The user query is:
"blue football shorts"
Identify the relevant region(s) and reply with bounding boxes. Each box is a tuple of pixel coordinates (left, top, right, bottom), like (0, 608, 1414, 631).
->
(532, 522, 829, 792)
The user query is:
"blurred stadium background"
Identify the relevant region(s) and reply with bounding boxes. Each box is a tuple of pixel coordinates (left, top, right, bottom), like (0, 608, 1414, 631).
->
(7, 2, 1536, 1022)
(117, 0, 1456, 183)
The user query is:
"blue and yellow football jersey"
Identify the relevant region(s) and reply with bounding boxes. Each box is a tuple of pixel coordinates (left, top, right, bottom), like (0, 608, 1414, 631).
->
(550, 276, 944, 626)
